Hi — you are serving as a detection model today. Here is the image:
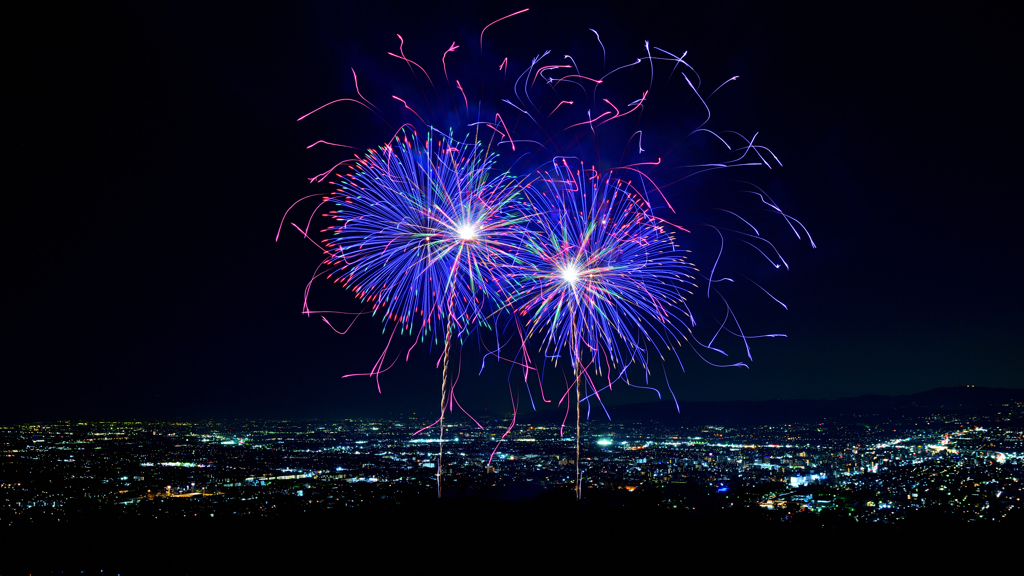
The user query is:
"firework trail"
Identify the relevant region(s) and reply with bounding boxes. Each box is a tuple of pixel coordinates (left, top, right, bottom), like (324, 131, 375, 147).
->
(502, 158, 697, 497)
(285, 9, 545, 497)
(320, 127, 526, 495)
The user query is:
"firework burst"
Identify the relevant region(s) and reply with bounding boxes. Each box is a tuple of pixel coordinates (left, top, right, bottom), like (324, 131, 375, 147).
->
(284, 9, 813, 498)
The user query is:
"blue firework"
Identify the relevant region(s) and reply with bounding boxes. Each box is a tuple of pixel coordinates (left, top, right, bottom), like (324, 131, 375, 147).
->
(323, 127, 526, 342)
(505, 158, 698, 381)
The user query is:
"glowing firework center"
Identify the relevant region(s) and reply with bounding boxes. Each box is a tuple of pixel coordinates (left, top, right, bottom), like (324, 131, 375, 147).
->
(558, 262, 582, 286)
(456, 222, 478, 242)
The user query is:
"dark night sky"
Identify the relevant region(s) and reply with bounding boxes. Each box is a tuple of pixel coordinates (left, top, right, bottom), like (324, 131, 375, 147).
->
(7, 1, 1021, 423)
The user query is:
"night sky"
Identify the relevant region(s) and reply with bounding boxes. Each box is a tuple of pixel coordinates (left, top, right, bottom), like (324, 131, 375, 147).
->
(8, 1, 1021, 423)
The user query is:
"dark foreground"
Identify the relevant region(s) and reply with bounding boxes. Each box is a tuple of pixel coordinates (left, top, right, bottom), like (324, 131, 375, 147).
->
(4, 493, 1020, 575)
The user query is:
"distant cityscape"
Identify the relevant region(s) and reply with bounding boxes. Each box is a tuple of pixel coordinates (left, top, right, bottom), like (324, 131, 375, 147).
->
(3, 388, 1021, 528)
